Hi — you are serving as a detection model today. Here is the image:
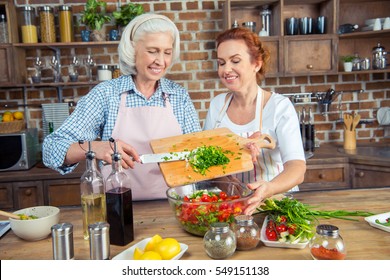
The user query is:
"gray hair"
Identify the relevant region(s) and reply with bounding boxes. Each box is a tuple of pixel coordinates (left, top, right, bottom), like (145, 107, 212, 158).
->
(118, 13, 181, 75)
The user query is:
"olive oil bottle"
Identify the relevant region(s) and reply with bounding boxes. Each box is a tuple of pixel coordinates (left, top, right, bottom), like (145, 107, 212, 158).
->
(80, 141, 107, 240)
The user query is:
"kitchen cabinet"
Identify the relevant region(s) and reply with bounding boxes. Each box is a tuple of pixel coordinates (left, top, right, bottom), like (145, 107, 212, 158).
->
(351, 163, 390, 188)
(222, 0, 390, 76)
(300, 162, 350, 191)
(44, 178, 81, 207)
(13, 181, 44, 209)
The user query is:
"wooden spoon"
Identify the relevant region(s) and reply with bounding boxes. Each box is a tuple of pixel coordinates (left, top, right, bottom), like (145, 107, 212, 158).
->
(352, 113, 361, 131)
(343, 113, 353, 131)
(0, 210, 21, 220)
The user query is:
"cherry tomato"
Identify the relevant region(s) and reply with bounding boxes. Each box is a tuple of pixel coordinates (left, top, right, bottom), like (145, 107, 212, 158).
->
(278, 215, 287, 223)
(288, 224, 297, 235)
(219, 191, 228, 200)
(265, 229, 278, 241)
(276, 224, 288, 233)
(183, 196, 190, 202)
(267, 220, 276, 230)
(201, 193, 211, 202)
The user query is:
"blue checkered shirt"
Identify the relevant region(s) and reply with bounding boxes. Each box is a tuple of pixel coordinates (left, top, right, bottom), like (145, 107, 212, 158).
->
(42, 75, 201, 174)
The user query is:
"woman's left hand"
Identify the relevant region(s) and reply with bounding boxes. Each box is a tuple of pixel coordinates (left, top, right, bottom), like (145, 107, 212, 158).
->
(245, 131, 262, 162)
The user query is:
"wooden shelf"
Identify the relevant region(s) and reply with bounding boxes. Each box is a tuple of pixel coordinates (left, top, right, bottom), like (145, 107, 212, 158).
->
(339, 29, 390, 39)
(12, 41, 119, 49)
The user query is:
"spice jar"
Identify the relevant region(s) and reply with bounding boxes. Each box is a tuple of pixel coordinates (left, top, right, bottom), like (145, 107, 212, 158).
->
(58, 5, 74, 42)
(233, 215, 260, 250)
(39, 6, 56, 43)
(112, 65, 121, 79)
(98, 65, 112, 81)
(203, 222, 236, 259)
(19, 6, 38, 43)
(309, 224, 346, 260)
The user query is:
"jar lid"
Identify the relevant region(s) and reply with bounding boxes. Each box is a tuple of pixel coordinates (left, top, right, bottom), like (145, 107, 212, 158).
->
(59, 5, 72, 11)
(210, 222, 230, 233)
(51, 222, 73, 237)
(242, 21, 256, 27)
(234, 215, 254, 226)
(316, 224, 339, 236)
(98, 65, 111, 70)
(39, 6, 54, 12)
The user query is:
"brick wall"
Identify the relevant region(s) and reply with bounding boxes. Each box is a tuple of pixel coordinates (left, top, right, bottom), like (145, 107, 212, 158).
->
(5, 0, 390, 146)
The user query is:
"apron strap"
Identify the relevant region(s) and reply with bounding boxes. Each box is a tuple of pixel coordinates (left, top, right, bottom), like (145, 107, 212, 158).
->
(214, 93, 233, 129)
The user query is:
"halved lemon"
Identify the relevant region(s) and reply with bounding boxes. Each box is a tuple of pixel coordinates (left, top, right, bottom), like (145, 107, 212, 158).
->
(144, 234, 163, 251)
(154, 238, 181, 260)
(139, 251, 162, 260)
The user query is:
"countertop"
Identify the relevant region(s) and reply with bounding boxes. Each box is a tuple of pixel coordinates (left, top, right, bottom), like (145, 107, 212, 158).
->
(1, 188, 389, 260)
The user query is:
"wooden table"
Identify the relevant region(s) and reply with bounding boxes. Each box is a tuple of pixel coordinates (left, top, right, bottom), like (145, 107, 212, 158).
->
(1, 188, 389, 260)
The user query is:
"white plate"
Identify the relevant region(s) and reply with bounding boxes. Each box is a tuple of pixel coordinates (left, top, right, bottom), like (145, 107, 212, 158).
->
(112, 237, 188, 260)
(260, 215, 309, 249)
(364, 212, 390, 233)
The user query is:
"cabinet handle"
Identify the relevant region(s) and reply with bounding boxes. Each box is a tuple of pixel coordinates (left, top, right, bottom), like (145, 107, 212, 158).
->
(306, 64, 313, 69)
(319, 173, 325, 179)
(24, 189, 32, 196)
(356, 171, 365, 178)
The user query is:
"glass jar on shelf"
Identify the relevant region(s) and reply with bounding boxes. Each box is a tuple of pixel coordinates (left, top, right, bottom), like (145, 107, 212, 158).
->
(39, 6, 56, 43)
(19, 6, 38, 43)
(0, 14, 9, 43)
(58, 5, 74, 42)
(309, 224, 346, 260)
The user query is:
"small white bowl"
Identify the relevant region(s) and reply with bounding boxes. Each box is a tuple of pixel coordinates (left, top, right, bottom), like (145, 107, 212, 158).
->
(10, 206, 60, 241)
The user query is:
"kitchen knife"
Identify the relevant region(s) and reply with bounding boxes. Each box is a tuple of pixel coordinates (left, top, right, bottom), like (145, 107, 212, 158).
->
(140, 151, 191, 164)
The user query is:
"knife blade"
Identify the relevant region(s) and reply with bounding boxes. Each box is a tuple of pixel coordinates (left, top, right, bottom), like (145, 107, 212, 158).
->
(140, 151, 191, 164)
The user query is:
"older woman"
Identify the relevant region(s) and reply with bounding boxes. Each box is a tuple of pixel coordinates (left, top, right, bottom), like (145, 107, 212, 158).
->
(43, 14, 201, 200)
(204, 27, 306, 214)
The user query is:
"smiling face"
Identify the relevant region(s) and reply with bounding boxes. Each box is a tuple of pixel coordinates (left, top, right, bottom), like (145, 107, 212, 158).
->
(134, 32, 174, 84)
(217, 39, 262, 92)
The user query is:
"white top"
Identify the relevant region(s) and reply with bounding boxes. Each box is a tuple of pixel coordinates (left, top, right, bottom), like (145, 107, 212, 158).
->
(204, 88, 305, 185)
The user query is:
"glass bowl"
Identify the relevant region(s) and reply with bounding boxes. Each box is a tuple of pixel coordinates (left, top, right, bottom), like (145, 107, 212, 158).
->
(166, 180, 254, 236)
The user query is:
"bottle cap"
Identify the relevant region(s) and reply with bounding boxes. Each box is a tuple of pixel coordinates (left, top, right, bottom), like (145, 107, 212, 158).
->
(89, 222, 110, 260)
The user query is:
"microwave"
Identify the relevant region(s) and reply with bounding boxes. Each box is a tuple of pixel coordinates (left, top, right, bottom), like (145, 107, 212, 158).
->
(0, 128, 39, 171)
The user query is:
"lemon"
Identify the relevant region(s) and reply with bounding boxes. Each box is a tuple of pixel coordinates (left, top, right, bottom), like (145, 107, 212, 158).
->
(144, 234, 163, 251)
(139, 251, 162, 260)
(3, 111, 12, 116)
(13, 111, 24, 120)
(133, 247, 144, 260)
(154, 238, 181, 260)
(2, 114, 14, 122)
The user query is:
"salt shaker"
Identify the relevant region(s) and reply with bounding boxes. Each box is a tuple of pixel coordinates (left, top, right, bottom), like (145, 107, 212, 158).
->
(203, 222, 236, 259)
(88, 222, 110, 260)
(309, 224, 346, 260)
(233, 215, 260, 250)
(51, 223, 74, 260)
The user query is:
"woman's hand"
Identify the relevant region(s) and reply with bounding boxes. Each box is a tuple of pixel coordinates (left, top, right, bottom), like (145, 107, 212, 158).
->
(244, 179, 274, 215)
(245, 131, 262, 162)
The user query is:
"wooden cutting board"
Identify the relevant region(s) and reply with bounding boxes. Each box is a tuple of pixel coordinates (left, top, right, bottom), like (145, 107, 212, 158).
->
(150, 127, 275, 187)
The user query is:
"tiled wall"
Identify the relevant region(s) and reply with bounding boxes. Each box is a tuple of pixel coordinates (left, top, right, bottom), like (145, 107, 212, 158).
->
(4, 0, 390, 145)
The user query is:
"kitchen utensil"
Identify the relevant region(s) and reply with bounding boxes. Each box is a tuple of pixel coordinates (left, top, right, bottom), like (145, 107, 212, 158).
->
(344, 129, 356, 150)
(343, 113, 353, 131)
(140, 151, 191, 164)
(150, 127, 275, 187)
(352, 113, 361, 131)
(372, 43, 387, 70)
(0, 210, 21, 220)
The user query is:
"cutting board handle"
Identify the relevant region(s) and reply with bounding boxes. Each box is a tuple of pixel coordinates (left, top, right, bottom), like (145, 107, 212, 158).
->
(240, 133, 276, 150)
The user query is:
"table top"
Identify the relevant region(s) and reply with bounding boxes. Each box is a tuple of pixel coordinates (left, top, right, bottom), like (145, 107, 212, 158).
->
(1, 188, 389, 260)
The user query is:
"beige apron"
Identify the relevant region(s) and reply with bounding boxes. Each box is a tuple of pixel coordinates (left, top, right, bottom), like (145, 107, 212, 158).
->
(101, 92, 182, 200)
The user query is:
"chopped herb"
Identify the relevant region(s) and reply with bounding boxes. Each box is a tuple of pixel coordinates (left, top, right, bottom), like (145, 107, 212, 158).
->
(187, 145, 230, 175)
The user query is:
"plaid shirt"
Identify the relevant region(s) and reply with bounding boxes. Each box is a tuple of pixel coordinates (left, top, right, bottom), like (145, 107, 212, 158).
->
(42, 75, 201, 174)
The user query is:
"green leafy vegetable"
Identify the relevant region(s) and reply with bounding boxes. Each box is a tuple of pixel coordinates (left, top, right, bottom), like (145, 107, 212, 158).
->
(375, 218, 390, 226)
(255, 197, 374, 241)
(187, 145, 231, 175)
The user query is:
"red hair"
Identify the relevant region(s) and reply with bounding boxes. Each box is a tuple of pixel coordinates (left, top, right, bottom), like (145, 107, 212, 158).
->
(216, 27, 270, 81)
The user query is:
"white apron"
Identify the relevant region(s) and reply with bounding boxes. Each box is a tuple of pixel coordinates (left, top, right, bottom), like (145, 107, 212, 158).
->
(101, 92, 182, 200)
(214, 89, 282, 184)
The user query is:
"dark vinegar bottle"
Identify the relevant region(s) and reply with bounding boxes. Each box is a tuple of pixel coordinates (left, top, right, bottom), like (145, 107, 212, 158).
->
(105, 138, 134, 246)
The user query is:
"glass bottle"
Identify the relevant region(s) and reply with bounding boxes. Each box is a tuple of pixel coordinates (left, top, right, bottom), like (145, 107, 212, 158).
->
(0, 14, 9, 43)
(105, 138, 134, 246)
(80, 141, 107, 240)
(233, 215, 260, 250)
(203, 222, 236, 259)
(39, 6, 56, 43)
(19, 6, 38, 43)
(58, 5, 74, 42)
(309, 224, 346, 260)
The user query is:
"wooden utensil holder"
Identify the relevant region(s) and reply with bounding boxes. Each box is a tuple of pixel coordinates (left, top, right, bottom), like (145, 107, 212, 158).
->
(344, 129, 356, 150)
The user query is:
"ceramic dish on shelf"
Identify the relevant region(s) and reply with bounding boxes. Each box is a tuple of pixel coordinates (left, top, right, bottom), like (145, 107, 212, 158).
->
(364, 212, 390, 233)
(260, 215, 309, 249)
(365, 18, 385, 26)
(112, 237, 188, 260)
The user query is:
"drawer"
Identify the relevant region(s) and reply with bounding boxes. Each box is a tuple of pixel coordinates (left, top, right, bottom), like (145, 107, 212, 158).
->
(44, 179, 81, 207)
(0, 182, 13, 209)
(300, 163, 350, 191)
(352, 164, 390, 188)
